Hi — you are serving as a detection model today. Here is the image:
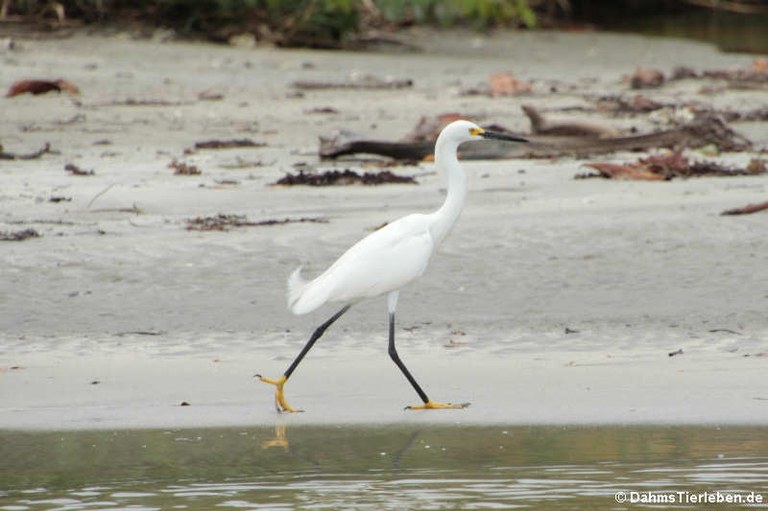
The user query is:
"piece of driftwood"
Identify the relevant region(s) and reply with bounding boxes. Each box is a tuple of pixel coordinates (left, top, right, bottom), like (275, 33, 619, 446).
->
(522, 104, 620, 138)
(64, 163, 94, 176)
(585, 94, 768, 121)
(721, 200, 768, 216)
(583, 94, 668, 114)
(320, 116, 752, 161)
(0, 143, 51, 160)
(673, 59, 768, 84)
(319, 131, 433, 160)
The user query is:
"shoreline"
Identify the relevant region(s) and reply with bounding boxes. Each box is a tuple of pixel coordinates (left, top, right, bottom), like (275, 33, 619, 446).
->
(1, 29, 766, 430)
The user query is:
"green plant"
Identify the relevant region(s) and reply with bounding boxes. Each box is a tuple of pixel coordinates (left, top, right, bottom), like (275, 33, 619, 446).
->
(376, 0, 537, 28)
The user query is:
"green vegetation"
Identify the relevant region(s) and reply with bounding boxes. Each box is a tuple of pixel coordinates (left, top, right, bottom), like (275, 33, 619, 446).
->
(377, 0, 537, 28)
(2, 0, 538, 47)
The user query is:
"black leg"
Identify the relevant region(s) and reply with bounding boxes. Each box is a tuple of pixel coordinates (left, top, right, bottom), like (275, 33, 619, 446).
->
(284, 304, 350, 379)
(387, 311, 430, 404)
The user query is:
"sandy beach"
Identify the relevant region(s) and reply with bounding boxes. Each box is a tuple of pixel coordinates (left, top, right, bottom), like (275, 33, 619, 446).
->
(1, 28, 766, 430)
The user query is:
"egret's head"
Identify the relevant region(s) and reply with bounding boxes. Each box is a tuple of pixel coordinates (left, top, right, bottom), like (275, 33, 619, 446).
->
(440, 119, 528, 145)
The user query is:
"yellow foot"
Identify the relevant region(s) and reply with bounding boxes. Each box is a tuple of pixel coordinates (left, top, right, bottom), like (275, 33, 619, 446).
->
(255, 374, 301, 413)
(405, 401, 470, 410)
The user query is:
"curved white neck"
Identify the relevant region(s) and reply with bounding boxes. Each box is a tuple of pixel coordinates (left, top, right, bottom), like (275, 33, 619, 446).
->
(429, 135, 467, 246)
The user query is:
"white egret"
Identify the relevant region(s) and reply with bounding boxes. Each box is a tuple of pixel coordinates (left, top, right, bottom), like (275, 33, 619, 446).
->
(257, 120, 528, 412)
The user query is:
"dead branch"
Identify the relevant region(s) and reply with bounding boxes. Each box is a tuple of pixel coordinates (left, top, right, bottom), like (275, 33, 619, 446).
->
(522, 104, 620, 138)
(320, 116, 752, 161)
(0, 143, 52, 160)
(721, 200, 768, 216)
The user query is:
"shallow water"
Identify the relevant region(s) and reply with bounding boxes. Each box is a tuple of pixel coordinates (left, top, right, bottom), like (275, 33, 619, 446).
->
(595, 9, 768, 53)
(2, 425, 767, 510)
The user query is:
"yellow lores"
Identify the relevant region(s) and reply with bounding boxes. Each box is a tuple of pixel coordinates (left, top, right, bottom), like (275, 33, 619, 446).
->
(258, 120, 528, 413)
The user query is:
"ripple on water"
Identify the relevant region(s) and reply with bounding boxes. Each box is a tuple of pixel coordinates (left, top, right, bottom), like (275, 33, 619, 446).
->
(2, 426, 767, 510)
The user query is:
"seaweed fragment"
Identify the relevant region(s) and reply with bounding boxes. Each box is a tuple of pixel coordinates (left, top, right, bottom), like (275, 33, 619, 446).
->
(193, 139, 266, 150)
(0, 228, 40, 241)
(169, 160, 201, 175)
(186, 214, 328, 231)
(273, 169, 416, 186)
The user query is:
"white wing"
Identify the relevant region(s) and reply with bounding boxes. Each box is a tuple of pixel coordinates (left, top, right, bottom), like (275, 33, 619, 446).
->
(288, 214, 435, 315)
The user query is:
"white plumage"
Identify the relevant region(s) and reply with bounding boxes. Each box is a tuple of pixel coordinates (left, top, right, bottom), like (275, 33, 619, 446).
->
(288, 213, 434, 315)
(258, 119, 527, 412)
(287, 119, 490, 315)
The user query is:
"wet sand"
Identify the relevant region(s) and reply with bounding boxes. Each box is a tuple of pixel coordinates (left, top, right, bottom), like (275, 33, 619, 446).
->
(1, 29, 766, 429)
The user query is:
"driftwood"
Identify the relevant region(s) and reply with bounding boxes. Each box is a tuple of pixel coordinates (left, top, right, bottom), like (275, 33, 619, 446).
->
(0, 143, 52, 160)
(319, 131, 433, 160)
(524, 116, 753, 158)
(320, 116, 752, 161)
(522, 104, 620, 138)
(721, 200, 768, 216)
(64, 163, 94, 176)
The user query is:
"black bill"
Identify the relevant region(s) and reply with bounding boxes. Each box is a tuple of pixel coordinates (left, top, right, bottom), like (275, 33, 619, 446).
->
(480, 130, 528, 143)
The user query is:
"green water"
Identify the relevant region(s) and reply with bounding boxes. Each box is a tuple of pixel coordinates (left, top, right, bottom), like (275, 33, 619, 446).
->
(596, 9, 768, 54)
(1, 425, 767, 510)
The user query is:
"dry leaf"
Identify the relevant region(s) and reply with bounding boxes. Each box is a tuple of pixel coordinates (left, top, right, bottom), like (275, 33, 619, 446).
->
(6, 78, 80, 97)
(489, 72, 532, 97)
(582, 162, 665, 181)
(628, 67, 665, 89)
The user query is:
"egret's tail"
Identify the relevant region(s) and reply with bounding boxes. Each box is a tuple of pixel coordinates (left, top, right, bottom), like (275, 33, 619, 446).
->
(287, 266, 307, 312)
(287, 266, 330, 315)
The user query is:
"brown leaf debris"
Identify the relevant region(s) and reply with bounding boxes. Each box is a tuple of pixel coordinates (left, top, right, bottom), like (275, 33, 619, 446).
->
(489, 72, 533, 96)
(6, 79, 80, 97)
(627, 67, 665, 89)
(580, 152, 767, 181)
